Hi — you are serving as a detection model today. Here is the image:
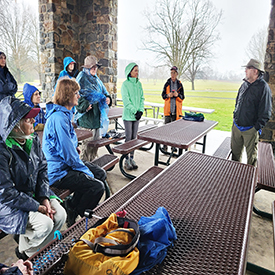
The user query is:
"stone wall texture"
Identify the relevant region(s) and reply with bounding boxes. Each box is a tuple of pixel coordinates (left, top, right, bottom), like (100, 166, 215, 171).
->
(264, 0, 275, 150)
(39, 0, 118, 100)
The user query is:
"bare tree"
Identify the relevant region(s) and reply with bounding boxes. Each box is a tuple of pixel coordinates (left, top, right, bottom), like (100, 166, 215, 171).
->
(246, 26, 268, 64)
(142, 0, 222, 90)
(0, 0, 39, 83)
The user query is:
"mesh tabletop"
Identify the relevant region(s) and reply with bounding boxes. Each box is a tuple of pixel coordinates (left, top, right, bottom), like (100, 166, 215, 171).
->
(116, 152, 256, 274)
(137, 119, 218, 148)
(30, 153, 255, 274)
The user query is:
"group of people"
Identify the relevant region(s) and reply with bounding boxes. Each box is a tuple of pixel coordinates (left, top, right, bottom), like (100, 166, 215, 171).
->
(0, 48, 272, 272)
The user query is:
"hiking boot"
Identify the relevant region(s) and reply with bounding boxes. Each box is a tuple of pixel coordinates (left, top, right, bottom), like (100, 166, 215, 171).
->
(130, 158, 138, 169)
(124, 158, 133, 170)
(63, 198, 78, 227)
(15, 247, 28, 261)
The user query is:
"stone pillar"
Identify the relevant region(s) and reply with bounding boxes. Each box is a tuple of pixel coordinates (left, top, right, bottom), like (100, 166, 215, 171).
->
(264, 0, 275, 150)
(39, 0, 117, 101)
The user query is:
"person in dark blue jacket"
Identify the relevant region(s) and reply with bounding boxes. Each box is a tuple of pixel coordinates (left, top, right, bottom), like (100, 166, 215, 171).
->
(42, 78, 106, 226)
(23, 83, 46, 131)
(0, 97, 66, 259)
(0, 52, 17, 100)
(0, 260, 33, 275)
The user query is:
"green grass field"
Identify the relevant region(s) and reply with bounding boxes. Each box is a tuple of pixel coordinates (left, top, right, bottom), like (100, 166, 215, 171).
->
(117, 79, 241, 132)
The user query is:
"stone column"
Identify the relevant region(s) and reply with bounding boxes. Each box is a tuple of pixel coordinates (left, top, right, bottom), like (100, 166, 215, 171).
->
(264, 0, 275, 150)
(39, 0, 118, 101)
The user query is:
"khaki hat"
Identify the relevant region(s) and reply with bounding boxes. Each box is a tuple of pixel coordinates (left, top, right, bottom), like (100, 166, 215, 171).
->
(243, 59, 264, 72)
(82, 55, 102, 68)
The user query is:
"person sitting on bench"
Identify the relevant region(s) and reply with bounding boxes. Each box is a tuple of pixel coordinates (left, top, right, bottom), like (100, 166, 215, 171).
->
(42, 77, 106, 226)
(0, 97, 67, 260)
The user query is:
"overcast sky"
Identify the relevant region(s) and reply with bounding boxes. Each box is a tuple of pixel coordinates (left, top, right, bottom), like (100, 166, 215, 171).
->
(117, 0, 271, 75)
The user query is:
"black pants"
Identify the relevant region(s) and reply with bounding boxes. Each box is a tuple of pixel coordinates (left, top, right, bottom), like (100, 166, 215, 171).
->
(53, 162, 106, 216)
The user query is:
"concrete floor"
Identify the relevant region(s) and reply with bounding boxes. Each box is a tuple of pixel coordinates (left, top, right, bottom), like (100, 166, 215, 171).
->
(0, 122, 274, 274)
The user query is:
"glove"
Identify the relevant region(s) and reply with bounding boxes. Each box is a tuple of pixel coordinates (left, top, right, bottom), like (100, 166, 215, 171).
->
(135, 111, 143, 121)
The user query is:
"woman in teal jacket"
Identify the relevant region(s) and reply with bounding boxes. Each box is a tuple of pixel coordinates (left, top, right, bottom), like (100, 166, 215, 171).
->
(121, 63, 144, 170)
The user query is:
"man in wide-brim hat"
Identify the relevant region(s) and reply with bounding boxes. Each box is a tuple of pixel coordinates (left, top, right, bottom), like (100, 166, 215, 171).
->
(231, 58, 272, 166)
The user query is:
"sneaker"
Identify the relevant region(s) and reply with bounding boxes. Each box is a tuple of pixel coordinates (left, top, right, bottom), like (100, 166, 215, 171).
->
(63, 198, 78, 227)
(124, 158, 133, 170)
(130, 158, 138, 169)
(15, 247, 28, 261)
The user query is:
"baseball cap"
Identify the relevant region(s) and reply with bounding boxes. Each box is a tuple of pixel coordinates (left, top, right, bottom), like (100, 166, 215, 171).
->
(24, 108, 40, 119)
(171, 66, 178, 72)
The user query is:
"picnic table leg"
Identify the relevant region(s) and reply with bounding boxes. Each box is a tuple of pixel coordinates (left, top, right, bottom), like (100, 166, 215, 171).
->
(155, 143, 160, 166)
(118, 154, 136, 180)
(103, 180, 111, 199)
(202, 135, 207, 153)
(253, 188, 272, 220)
(139, 142, 154, 151)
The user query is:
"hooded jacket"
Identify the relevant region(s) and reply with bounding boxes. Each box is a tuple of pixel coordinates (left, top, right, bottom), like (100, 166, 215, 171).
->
(0, 66, 17, 100)
(233, 75, 272, 131)
(0, 97, 51, 234)
(58, 57, 79, 79)
(121, 63, 144, 121)
(23, 83, 46, 127)
(162, 78, 184, 120)
(53, 57, 79, 94)
(42, 103, 94, 185)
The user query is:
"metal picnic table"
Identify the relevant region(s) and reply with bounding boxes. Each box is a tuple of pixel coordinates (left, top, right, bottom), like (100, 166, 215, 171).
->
(28, 151, 256, 275)
(137, 118, 218, 166)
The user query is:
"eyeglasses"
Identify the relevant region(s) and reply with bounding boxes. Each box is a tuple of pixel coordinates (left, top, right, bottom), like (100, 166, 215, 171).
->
(74, 92, 80, 96)
(33, 92, 40, 96)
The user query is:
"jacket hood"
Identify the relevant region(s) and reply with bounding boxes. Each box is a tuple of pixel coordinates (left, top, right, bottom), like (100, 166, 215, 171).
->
(0, 96, 32, 142)
(63, 57, 76, 71)
(125, 62, 138, 79)
(45, 103, 72, 120)
(23, 83, 39, 107)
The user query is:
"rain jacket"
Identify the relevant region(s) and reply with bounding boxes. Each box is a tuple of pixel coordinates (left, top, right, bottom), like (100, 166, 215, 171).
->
(23, 83, 46, 127)
(233, 75, 272, 131)
(162, 78, 184, 120)
(42, 103, 94, 185)
(121, 63, 144, 121)
(0, 66, 17, 100)
(76, 71, 111, 129)
(0, 97, 51, 235)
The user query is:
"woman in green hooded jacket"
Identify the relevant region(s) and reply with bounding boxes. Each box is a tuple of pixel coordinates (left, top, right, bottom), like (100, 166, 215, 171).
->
(121, 63, 144, 170)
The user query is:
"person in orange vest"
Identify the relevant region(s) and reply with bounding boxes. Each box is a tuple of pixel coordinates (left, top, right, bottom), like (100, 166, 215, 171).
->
(161, 66, 185, 151)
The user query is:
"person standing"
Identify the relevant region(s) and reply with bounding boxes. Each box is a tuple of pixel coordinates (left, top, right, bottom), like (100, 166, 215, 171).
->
(121, 63, 144, 170)
(76, 55, 112, 161)
(23, 83, 46, 131)
(231, 59, 272, 166)
(161, 66, 185, 151)
(42, 78, 106, 226)
(0, 97, 66, 260)
(0, 52, 17, 100)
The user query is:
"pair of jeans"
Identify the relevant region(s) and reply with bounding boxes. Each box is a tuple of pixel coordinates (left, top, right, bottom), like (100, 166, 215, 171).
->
(123, 120, 139, 157)
(53, 162, 106, 216)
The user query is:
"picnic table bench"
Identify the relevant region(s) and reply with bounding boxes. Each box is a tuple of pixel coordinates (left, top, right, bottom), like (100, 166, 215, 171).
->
(253, 141, 275, 220)
(112, 139, 153, 179)
(212, 136, 231, 159)
(87, 124, 157, 154)
(28, 166, 164, 274)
